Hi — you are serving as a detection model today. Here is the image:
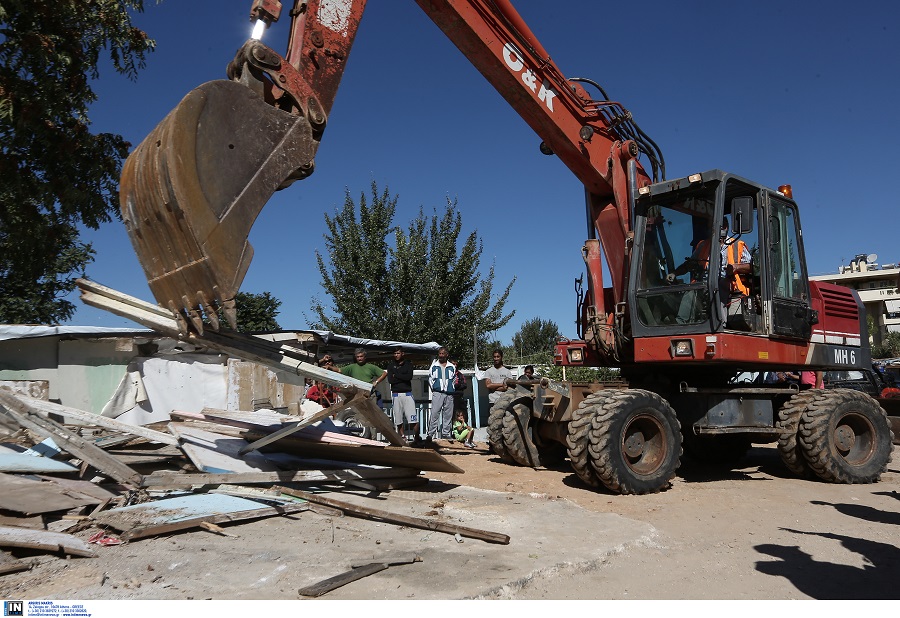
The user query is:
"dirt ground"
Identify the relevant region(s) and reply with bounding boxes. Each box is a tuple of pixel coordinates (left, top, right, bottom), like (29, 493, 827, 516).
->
(1, 439, 897, 601)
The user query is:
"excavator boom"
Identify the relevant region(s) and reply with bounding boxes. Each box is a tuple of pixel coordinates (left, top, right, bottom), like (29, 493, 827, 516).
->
(120, 0, 660, 335)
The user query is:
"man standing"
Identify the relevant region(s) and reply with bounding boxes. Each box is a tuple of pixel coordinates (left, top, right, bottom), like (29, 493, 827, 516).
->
(387, 347, 419, 444)
(427, 347, 456, 442)
(342, 348, 387, 390)
(485, 349, 513, 405)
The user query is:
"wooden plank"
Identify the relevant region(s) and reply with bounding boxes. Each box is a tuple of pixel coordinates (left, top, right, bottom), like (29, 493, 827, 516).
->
(238, 389, 372, 455)
(36, 476, 123, 502)
(179, 409, 387, 446)
(0, 391, 142, 486)
(140, 466, 419, 488)
(274, 487, 510, 545)
(0, 525, 95, 557)
(298, 562, 389, 597)
(0, 473, 97, 516)
(107, 503, 309, 540)
(349, 396, 408, 447)
(168, 423, 279, 473)
(0, 514, 44, 530)
(17, 397, 178, 446)
(344, 476, 429, 492)
(0, 550, 30, 575)
(245, 432, 464, 474)
(349, 552, 422, 568)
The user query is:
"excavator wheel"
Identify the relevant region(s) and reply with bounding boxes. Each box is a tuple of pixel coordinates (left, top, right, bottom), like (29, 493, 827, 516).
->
(798, 389, 894, 483)
(775, 389, 828, 478)
(487, 392, 517, 464)
(500, 396, 543, 468)
(587, 389, 682, 495)
(565, 391, 614, 488)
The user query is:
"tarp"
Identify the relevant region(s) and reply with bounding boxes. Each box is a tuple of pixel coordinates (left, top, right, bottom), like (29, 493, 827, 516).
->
(0, 325, 152, 342)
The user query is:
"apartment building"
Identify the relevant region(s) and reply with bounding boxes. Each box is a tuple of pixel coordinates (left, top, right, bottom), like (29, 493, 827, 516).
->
(810, 254, 900, 347)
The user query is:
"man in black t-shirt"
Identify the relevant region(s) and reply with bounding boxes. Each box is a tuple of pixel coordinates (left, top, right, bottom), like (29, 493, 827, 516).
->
(387, 347, 419, 443)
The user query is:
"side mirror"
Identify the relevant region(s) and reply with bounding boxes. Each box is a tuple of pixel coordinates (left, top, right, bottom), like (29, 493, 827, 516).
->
(730, 196, 754, 234)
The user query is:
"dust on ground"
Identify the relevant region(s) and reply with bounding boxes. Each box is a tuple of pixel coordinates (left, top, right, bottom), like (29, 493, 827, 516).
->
(1, 441, 897, 600)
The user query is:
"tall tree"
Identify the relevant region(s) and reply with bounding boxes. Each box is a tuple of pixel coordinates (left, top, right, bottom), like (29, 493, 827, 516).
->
(0, 1, 154, 323)
(312, 182, 515, 365)
(510, 317, 561, 362)
(205, 291, 282, 332)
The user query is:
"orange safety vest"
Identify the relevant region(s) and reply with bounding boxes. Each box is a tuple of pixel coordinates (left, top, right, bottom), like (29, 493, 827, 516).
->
(727, 240, 750, 295)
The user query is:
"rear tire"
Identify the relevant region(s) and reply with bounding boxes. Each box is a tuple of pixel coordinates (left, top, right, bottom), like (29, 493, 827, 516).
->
(799, 389, 893, 483)
(588, 390, 682, 494)
(487, 392, 517, 464)
(501, 397, 543, 467)
(565, 391, 613, 488)
(776, 389, 825, 478)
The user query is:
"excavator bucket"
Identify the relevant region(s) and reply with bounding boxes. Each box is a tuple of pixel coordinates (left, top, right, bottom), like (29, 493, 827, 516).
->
(120, 79, 319, 334)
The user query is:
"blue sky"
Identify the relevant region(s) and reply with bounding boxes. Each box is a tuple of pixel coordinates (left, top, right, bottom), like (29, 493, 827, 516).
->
(72, 0, 900, 347)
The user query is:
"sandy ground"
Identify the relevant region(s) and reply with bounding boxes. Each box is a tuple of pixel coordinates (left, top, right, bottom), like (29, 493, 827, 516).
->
(1, 439, 897, 601)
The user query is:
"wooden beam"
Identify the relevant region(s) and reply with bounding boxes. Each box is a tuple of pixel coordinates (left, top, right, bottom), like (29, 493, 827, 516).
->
(274, 487, 510, 545)
(119, 502, 310, 540)
(0, 391, 142, 487)
(298, 562, 389, 597)
(139, 467, 419, 488)
(18, 397, 178, 446)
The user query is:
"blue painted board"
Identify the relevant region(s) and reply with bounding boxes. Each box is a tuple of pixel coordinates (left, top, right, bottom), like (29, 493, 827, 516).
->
(0, 453, 78, 473)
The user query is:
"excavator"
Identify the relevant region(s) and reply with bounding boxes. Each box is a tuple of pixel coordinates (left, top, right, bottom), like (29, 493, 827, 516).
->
(118, 0, 893, 494)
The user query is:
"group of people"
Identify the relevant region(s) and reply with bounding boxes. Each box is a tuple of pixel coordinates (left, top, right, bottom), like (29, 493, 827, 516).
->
(306, 346, 520, 449)
(764, 370, 825, 389)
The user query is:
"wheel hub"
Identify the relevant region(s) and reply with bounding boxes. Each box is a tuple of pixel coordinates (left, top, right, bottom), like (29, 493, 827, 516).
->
(834, 424, 856, 453)
(623, 432, 645, 458)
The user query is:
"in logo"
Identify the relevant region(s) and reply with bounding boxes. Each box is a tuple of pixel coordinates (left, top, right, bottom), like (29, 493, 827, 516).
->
(3, 601, 23, 617)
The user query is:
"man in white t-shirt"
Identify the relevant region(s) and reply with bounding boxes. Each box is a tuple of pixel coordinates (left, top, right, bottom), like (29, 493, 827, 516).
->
(484, 349, 513, 405)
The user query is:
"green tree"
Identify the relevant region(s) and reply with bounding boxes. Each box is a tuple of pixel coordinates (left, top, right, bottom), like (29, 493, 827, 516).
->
(233, 291, 282, 332)
(205, 291, 281, 332)
(311, 182, 515, 365)
(0, 1, 154, 323)
(510, 317, 561, 363)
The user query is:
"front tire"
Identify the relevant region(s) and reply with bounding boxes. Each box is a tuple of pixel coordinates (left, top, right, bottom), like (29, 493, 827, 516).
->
(588, 390, 682, 494)
(776, 389, 826, 478)
(501, 397, 544, 467)
(799, 389, 893, 483)
(487, 392, 517, 464)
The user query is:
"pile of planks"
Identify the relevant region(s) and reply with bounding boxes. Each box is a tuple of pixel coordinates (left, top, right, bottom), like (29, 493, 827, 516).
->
(0, 388, 503, 589)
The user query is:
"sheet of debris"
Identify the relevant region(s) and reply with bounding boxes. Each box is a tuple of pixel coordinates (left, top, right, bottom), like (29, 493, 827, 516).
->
(0, 387, 494, 592)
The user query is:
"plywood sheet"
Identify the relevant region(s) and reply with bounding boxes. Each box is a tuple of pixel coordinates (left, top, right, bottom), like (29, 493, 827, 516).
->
(0, 474, 95, 515)
(167, 423, 278, 474)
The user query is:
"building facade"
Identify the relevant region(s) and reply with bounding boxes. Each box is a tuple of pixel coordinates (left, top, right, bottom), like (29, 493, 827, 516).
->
(810, 254, 900, 348)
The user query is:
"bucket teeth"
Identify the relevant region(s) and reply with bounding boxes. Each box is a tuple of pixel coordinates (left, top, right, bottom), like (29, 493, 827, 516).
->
(118, 79, 321, 335)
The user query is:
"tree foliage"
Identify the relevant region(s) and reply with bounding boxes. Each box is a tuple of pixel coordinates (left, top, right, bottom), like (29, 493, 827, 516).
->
(233, 291, 282, 332)
(311, 182, 515, 365)
(872, 332, 900, 360)
(511, 317, 561, 361)
(0, 1, 155, 323)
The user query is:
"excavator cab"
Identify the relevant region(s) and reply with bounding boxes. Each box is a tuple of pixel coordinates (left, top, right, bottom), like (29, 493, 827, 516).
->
(629, 169, 814, 346)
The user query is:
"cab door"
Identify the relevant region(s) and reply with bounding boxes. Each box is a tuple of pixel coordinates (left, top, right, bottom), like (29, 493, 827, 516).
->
(765, 197, 813, 339)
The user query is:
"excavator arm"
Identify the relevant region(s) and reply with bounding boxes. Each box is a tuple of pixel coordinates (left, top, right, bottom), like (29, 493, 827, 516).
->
(121, 0, 662, 344)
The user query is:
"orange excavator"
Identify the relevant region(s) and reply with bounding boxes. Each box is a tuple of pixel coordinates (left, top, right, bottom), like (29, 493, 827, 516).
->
(120, 0, 893, 493)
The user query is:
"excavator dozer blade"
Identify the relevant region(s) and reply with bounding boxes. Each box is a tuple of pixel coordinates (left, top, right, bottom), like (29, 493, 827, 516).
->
(120, 79, 318, 334)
